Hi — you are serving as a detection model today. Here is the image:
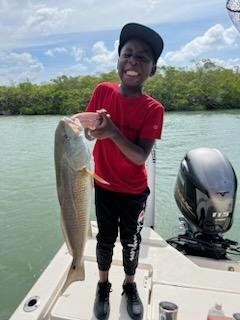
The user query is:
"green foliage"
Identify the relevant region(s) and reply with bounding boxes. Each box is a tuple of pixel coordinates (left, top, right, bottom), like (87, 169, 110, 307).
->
(0, 61, 239, 115)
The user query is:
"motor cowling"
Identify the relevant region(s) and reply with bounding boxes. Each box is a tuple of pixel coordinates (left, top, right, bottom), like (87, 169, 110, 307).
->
(174, 148, 237, 235)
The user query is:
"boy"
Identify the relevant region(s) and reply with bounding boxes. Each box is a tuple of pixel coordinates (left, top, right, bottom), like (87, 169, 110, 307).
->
(80, 22, 164, 320)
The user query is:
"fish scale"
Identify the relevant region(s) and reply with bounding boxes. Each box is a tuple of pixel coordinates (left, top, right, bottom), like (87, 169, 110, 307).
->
(61, 168, 92, 260)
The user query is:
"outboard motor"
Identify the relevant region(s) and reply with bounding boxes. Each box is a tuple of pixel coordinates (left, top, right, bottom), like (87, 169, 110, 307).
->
(168, 148, 239, 259)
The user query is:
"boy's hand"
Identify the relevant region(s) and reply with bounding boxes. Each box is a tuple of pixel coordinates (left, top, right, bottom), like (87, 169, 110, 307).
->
(86, 109, 154, 165)
(89, 109, 120, 140)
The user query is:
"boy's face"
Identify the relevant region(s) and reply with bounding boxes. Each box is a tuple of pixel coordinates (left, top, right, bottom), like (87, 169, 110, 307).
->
(117, 39, 156, 88)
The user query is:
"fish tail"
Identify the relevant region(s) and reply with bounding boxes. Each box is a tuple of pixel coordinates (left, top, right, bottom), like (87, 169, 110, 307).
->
(61, 261, 85, 293)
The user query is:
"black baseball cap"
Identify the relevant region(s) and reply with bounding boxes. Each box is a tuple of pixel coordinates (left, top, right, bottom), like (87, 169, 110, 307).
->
(118, 22, 164, 63)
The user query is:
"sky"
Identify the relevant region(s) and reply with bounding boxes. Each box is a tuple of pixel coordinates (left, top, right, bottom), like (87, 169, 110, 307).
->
(0, 0, 239, 85)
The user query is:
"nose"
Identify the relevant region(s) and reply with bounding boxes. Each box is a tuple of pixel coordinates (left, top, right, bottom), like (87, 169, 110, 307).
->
(128, 55, 138, 65)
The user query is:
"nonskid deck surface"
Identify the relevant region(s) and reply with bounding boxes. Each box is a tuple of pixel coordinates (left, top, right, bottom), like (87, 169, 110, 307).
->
(52, 226, 240, 320)
(10, 225, 240, 320)
(51, 259, 151, 320)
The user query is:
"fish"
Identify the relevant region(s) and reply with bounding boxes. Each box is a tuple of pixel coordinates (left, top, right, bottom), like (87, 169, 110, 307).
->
(226, 0, 240, 32)
(54, 118, 93, 289)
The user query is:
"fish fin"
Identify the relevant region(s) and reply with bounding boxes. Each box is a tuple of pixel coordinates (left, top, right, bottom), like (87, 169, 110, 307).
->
(85, 168, 110, 185)
(61, 261, 85, 294)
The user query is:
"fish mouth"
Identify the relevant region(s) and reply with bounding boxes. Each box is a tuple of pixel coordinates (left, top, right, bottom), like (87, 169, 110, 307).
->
(64, 120, 82, 135)
(57, 120, 91, 171)
(60, 119, 82, 141)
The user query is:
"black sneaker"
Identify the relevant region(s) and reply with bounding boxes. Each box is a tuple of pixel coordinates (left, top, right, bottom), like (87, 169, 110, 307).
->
(122, 282, 143, 320)
(93, 281, 112, 320)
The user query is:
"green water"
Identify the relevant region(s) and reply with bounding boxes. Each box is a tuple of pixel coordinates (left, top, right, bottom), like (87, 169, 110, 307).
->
(0, 111, 240, 319)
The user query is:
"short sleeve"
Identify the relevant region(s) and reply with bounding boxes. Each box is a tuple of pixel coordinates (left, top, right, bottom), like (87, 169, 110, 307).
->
(139, 103, 164, 139)
(85, 84, 101, 112)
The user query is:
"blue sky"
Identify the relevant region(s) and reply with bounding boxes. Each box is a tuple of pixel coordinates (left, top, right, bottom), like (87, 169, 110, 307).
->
(0, 0, 239, 85)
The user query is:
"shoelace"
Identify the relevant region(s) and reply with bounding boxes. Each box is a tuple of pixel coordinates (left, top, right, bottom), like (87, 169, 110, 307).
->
(122, 284, 139, 301)
(98, 283, 112, 301)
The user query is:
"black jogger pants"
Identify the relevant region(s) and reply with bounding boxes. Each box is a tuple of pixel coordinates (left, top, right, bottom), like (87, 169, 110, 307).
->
(94, 184, 150, 276)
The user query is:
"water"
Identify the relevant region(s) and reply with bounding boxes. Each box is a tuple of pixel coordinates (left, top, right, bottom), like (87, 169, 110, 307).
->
(0, 111, 240, 319)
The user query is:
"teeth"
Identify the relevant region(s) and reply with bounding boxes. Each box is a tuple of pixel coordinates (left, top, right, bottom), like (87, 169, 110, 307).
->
(126, 70, 138, 76)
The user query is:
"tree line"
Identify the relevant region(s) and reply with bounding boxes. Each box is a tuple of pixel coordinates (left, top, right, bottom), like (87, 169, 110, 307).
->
(0, 60, 239, 115)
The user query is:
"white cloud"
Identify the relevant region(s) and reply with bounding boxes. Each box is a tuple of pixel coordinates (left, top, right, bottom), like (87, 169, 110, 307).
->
(64, 0, 224, 31)
(71, 47, 84, 62)
(86, 40, 118, 73)
(25, 7, 72, 35)
(0, 51, 44, 84)
(0, 1, 72, 49)
(59, 40, 118, 76)
(44, 45, 84, 61)
(63, 63, 88, 76)
(156, 57, 168, 67)
(44, 47, 68, 57)
(0, 1, 239, 83)
(44, 46, 84, 62)
(0, 0, 226, 49)
(165, 24, 239, 64)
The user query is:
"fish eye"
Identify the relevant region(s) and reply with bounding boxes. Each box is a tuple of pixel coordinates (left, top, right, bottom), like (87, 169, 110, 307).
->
(64, 134, 69, 140)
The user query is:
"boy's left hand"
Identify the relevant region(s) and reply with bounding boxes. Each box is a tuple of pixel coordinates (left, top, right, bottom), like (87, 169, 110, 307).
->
(89, 109, 120, 140)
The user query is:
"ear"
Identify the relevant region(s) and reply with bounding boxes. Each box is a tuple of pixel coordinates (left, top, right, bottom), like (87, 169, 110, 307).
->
(150, 65, 156, 76)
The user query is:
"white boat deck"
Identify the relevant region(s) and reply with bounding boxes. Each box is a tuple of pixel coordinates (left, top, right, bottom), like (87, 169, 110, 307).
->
(10, 222, 240, 320)
(51, 259, 151, 320)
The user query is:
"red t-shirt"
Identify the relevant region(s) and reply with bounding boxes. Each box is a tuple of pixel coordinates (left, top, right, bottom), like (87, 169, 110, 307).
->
(86, 82, 164, 194)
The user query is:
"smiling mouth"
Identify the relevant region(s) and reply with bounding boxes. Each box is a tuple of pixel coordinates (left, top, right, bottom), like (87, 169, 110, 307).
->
(125, 70, 139, 76)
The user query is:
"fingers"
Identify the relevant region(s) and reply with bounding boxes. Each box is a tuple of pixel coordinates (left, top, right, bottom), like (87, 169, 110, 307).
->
(96, 108, 107, 114)
(93, 111, 111, 130)
(64, 117, 82, 129)
(96, 109, 111, 118)
(84, 128, 96, 140)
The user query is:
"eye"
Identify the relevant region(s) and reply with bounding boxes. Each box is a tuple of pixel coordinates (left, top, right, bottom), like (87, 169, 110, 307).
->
(136, 55, 151, 64)
(121, 52, 132, 59)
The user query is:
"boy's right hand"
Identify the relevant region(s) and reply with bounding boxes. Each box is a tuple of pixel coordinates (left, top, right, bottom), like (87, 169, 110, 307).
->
(88, 109, 120, 140)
